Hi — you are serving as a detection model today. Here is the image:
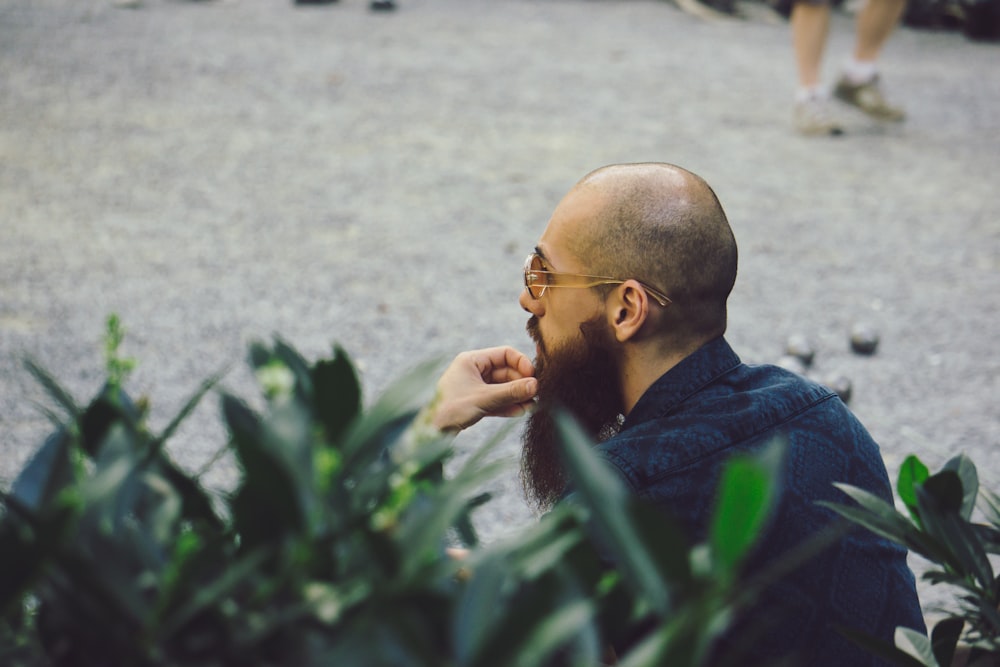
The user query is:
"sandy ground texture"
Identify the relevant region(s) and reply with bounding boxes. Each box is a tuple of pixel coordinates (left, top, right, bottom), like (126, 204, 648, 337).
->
(1, 0, 998, 617)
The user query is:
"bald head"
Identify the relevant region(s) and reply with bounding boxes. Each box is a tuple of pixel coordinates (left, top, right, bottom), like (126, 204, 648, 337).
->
(569, 162, 738, 345)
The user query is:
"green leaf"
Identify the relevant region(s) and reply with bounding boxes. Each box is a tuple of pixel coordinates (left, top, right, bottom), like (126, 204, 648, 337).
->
(0, 516, 40, 614)
(458, 513, 603, 664)
(340, 358, 440, 465)
(0, 498, 77, 616)
(622, 499, 692, 587)
(454, 550, 514, 663)
(615, 622, 673, 667)
(152, 530, 233, 625)
(148, 367, 229, 459)
(942, 455, 978, 520)
(363, 593, 455, 666)
(966, 646, 1000, 667)
(896, 626, 941, 666)
(821, 483, 957, 567)
(973, 592, 1000, 637)
(822, 484, 927, 549)
(76, 424, 141, 535)
(923, 470, 966, 515)
(453, 491, 490, 548)
(916, 482, 995, 592)
(223, 394, 305, 547)
(555, 413, 673, 615)
(247, 340, 271, 370)
(978, 488, 1000, 530)
(104, 313, 138, 389)
(930, 617, 964, 667)
(273, 337, 315, 402)
(710, 442, 781, 577)
(616, 608, 721, 667)
(158, 460, 224, 529)
(971, 523, 1000, 556)
(155, 548, 273, 640)
(511, 598, 596, 666)
(23, 356, 80, 421)
(132, 470, 183, 546)
(458, 568, 595, 667)
(471, 507, 586, 584)
(898, 455, 929, 522)
(819, 496, 946, 565)
(79, 393, 130, 459)
(836, 625, 929, 666)
(312, 345, 362, 442)
(921, 569, 966, 588)
(395, 455, 511, 579)
(264, 399, 316, 483)
(153, 529, 203, 605)
(45, 536, 155, 633)
(10, 428, 75, 512)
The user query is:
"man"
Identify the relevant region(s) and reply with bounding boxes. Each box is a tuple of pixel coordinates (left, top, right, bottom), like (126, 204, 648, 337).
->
(431, 162, 925, 665)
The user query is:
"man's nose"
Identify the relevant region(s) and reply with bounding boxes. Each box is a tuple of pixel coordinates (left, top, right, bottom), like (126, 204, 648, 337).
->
(519, 288, 542, 315)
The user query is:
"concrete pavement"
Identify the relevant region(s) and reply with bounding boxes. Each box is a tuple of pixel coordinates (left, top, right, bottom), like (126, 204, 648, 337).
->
(2, 0, 998, 615)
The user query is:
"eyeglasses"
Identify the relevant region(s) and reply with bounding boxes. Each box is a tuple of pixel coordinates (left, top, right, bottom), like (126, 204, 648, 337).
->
(523, 252, 671, 307)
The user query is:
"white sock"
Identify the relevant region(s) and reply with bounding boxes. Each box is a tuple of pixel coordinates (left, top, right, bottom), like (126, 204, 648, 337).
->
(796, 86, 826, 103)
(842, 58, 878, 84)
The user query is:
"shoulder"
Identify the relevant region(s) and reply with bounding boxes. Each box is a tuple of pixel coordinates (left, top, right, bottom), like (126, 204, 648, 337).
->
(597, 361, 873, 491)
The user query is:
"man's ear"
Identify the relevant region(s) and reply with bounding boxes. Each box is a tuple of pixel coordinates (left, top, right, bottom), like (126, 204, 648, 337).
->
(606, 280, 650, 343)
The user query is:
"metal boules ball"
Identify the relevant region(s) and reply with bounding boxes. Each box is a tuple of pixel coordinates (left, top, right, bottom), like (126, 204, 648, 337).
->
(849, 323, 880, 355)
(822, 373, 853, 404)
(776, 355, 808, 376)
(785, 334, 816, 367)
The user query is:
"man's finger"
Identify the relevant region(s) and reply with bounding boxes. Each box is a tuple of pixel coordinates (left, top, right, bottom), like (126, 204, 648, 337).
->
(487, 366, 530, 383)
(481, 377, 538, 414)
(476, 348, 535, 384)
(473, 347, 533, 377)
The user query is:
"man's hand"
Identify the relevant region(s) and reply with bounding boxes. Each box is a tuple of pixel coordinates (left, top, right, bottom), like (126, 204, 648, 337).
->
(431, 347, 538, 432)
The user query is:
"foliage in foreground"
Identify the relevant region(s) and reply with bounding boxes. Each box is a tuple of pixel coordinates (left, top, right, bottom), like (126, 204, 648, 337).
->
(823, 455, 1000, 667)
(0, 319, 781, 667)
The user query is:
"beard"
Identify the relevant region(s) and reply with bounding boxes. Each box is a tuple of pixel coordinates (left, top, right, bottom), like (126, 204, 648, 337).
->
(520, 316, 624, 513)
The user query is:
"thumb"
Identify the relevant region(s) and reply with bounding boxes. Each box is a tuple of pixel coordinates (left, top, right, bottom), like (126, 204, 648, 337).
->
(512, 377, 538, 401)
(483, 377, 537, 414)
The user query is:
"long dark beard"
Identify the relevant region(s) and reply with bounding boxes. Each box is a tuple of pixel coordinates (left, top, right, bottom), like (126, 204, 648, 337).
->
(520, 317, 624, 513)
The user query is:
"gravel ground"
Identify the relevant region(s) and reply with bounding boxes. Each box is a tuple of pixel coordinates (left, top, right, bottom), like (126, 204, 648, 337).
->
(2, 0, 998, 617)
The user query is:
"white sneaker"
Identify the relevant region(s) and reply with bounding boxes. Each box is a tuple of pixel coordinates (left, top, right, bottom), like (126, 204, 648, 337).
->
(794, 96, 845, 136)
(833, 75, 906, 122)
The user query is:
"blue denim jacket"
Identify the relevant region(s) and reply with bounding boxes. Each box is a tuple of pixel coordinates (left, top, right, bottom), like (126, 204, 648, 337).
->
(595, 336, 925, 666)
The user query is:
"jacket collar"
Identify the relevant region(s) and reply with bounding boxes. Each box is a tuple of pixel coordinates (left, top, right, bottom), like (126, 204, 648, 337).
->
(623, 336, 741, 429)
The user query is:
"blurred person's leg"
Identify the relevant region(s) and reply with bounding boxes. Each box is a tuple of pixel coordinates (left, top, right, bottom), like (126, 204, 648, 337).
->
(854, 0, 908, 61)
(833, 0, 908, 120)
(792, 2, 832, 90)
(791, 2, 844, 135)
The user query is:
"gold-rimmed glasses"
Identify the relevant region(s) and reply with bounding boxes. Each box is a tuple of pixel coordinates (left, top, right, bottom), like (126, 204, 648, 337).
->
(523, 252, 671, 307)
